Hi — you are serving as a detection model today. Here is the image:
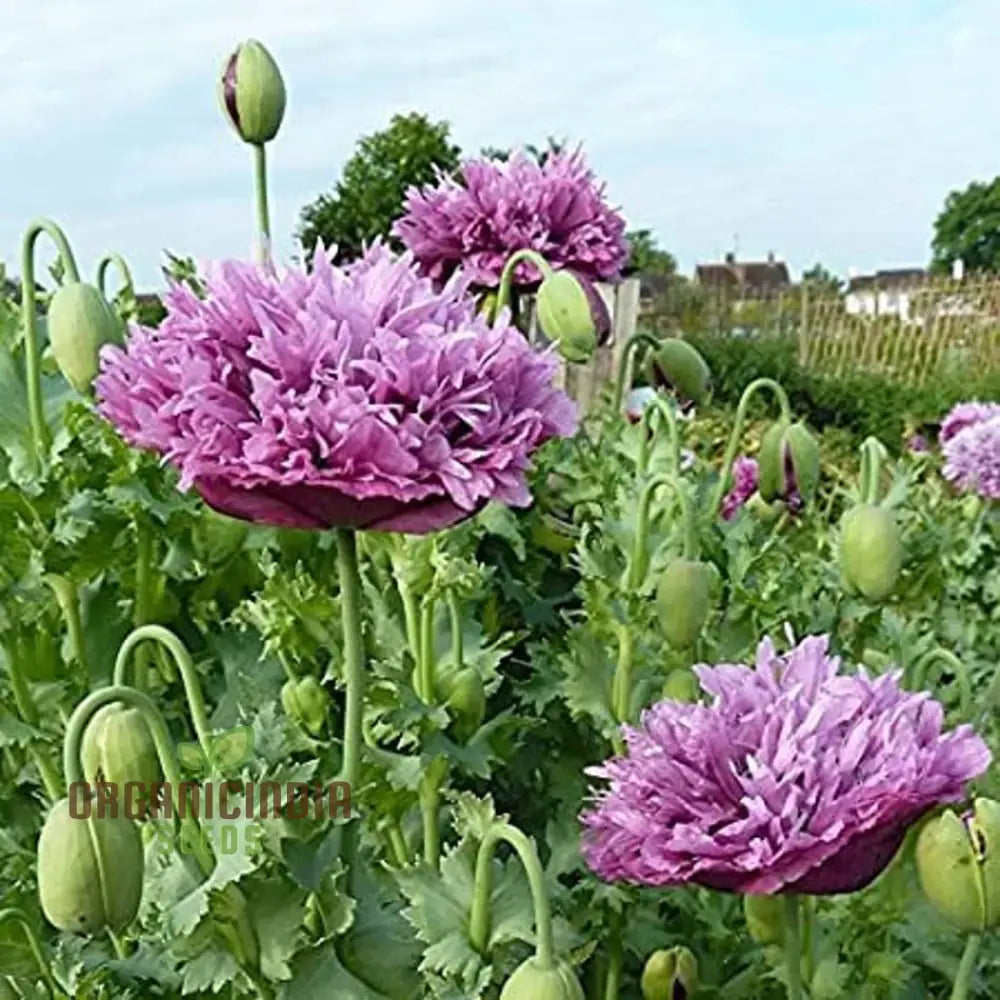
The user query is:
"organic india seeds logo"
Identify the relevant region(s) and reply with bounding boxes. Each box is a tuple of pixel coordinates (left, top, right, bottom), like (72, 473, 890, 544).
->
(70, 725, 352, 858)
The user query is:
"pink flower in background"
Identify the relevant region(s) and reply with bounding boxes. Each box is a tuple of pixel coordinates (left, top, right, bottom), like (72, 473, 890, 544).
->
(581, 635, 989, 895)
(942, 415, 1000, 500)
(905, 433, 930, 455)
(96, 244, 577, 533)
(393, 149, 628, 288)
(940, 401, 1000, 443)
(721, 456, 758, 520)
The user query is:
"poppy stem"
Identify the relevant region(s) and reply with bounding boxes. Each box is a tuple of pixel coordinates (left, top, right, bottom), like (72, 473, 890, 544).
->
(95, 252, 135, 301)
(611, 331, 661, 414)
(783, 893, 804, 1000)
(252, 143, 272, 267)
(950, 933, 981, 1000)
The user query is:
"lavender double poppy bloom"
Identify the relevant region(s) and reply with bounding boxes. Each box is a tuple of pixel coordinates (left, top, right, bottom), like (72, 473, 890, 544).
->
(581, 635, 989, 895)
(96, 244, 577, 533)
(942, 414, 1000, 500)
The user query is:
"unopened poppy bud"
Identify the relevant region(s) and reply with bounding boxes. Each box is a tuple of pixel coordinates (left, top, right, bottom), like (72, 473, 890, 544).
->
(656, 560, 712, 650)
(500, 956, 585, 1000)
(641, 946, 698, 1000)
(839, 503, 902, 601)
(758, 420, 819, 508)
(281, 676, 330, 736)
(916, 798, 1000, 932)
(219, 39, 286, 145)
(646, 338, 711, 406)
(662, 668, 699, 703)
(47, 282, 122, 393)
(536, 270, 610, 363)
(743, 894, 785, 945)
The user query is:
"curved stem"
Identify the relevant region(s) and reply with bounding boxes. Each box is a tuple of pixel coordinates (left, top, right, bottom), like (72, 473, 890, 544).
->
(0, 906, 59, 996)
(909, 648, 972, 716)
(859, 437, 888, 505)
(468, 822, 554, 967)
(113, 625, 212, 757)
(709, 377, 792, 520)
(950, 933, 981, 1000)
(20, 219, 81, 466)
(611, 332, 661, 414)
(95, 253, 135, 301)
(62, 684, 214, 876)
(629, 471, 695, 589)
(44, 575, 89, 679)
(252, 144, 271, 267)
(495, 249, 554, 319)
(637, 395, 681, 479)
(783, 894, 804, 1000)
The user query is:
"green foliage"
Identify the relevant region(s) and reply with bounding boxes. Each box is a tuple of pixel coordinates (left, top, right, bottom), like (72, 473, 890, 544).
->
(802, 262, 844, 293)
(297, 112, 461, 263)
(624, 229, 676, 278)
(931, 175, 1000, 274)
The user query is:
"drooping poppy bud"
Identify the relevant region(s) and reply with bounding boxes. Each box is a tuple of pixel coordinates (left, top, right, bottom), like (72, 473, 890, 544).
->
(218, 39, 286, 145)
(281, 676, 330, 736)
(640, 946, 698, 1000)
(743, 894, 785, 945)
(839, 503, 903, 601)
(656, 560, 712, 650)
(646, 338, 712, 406)
(758, 421, 819, 509)
(47, 282, 122, 393)
(916, 798, 1000, 932)
(536, 270, 611, 363)
(499, 956, 585, 1000)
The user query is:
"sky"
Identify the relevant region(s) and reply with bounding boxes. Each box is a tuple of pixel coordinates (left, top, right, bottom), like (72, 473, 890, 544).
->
(1, 0, 999, 290)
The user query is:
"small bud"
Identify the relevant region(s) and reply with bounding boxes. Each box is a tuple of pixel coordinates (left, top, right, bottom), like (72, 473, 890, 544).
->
(536, 270, 610, 363)
(646, 338, 712, 406)
(656, 560, 712, 650)
(219, 39, 286, 145)
(916, 798, 1000, 932)
(478, 290, 499, 322)
(500, 956, 585, 1000)
(47, 282, 122, 393)
(662, 668, 699, 703)
(281, 676, 330, 736)
(743, 894, 785, 945)
(758, 420, 819, 508)
(641, 947, 698, 1000)
(839, 503, 903, 601)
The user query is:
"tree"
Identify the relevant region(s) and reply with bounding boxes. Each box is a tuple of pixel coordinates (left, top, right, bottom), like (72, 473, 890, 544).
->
(297, 112, 461, 263)
(931, 176, 1000, 274)
(624, 229, 677, 277)
(801, 263, 843, 293)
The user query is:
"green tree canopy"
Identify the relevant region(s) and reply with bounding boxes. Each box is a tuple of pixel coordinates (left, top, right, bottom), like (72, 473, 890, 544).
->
(801, 262, 843, 293)
(931, 176, 1000, 274)
(624, 229, 677, 277)
(297, 112, 461, 263)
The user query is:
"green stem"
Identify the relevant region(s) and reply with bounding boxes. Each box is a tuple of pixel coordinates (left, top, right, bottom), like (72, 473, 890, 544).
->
(611, 332, 661, 414)
(44, 575, 89, 680)
(131, 518, 155, 692)
(418, 598, 436, 702)
(4, 644, 61, 800)
(610, 624, 634, 742)
(0, 906, 59, 997)
(783, 894, 804, 1000)
(629, 471, 695, 590)
(709, 377, 792, 520)
(20, 219, 81, 467)
(335, 528, 366, 871)
(107, 928, 127, 960)
(859, 437, 888, 505)
(950, 933, 981, 1000)
(603, 918, 622, 1000)
(62, 685, 214, 876)
(447, 592, 464, 671)
(419, 769, 443, 870)
(495, 249, 554, 320)
(909, 648, 972, 716)
(636, 395, 681, 478)
(252, 144, 271, 266)
(387, 822, 410, 867)
(113, 625, 212, 758)
(95, 252, 135, 300)
(801, 897, 816, 986)
(468, 822, 554, 967)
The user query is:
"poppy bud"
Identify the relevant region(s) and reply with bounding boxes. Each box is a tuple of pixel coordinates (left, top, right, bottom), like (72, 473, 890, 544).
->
(743, 894, 785, 945)
(916, 798, 1000, 932)
(536, 270, 610, 363)
(218, 39, 286, 145)
(47, 282, 122, 393)
(281, 677, 330, 736)
(839, 503, 902, 602)
(646, 338, 711, 406)
(499, 956, 585, 1000)
(641, 946, 698, 1000)
(656, 560, 712, 650)
(662, 668, 699, 703)
(758, 421, 819, 508)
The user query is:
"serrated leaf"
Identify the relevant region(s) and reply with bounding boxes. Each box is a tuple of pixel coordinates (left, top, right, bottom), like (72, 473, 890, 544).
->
(243, 877, 308, 981)
(287, 940, 389, 999)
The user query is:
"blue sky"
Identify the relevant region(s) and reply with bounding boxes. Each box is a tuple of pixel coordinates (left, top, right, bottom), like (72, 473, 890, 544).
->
(2, 0, 998, 289)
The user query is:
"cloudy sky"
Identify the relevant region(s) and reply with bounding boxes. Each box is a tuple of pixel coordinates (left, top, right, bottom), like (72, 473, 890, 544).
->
(2, 0, 998, 289)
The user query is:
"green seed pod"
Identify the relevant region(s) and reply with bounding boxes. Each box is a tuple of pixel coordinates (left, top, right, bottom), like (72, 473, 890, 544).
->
(662, 668, 699, 703)
(647, 338, 712, 406)
(656, 560, 712, 650)
(281, 677, 330, 736)
(743, 893, 785, 945)
(444, 668, 486, 743)
(500, 956, 585, 1000)
(192, 509, 249, 565)
(641, 946, 698, 1000)
(219, 39, 286, 145)
(916, 799, 1000, 933)
(536, 270, 609, 363)
(81, 703, 160, 794)
(839, 503, 902, 602)
(38, 796, 144, 933)
(758, 420, 819, 507)
(47, 282, 122, 393)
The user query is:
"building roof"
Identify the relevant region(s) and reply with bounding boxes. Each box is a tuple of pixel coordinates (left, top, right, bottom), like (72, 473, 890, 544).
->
(695, 255, 790, 291)
(846, 268, 926, 293)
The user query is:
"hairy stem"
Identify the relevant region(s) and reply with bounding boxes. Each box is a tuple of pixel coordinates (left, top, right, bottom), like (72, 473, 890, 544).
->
(611, 331, 661, 414)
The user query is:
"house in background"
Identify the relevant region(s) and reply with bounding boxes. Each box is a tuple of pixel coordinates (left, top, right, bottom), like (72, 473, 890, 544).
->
(694, 251, 791, 302)
(844, 268, 927, 320)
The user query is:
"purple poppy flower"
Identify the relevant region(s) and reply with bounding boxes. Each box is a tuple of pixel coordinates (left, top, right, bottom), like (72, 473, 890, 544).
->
(940, 401, 1000, 443)
(581, 635, 989, 896)
(906, 433, 930, 455)
(393, 148, 628, 289)
(721, 456, 758, 520)
(942, 415, 1000, 500)
(96, 243, 578, 534)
